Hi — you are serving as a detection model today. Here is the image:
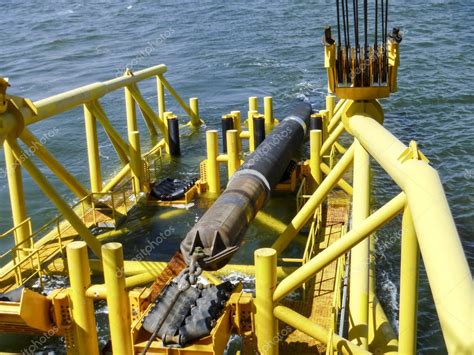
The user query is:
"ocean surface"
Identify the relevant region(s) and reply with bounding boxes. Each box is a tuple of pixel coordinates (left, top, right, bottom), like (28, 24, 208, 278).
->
(0, 0, 472, 353)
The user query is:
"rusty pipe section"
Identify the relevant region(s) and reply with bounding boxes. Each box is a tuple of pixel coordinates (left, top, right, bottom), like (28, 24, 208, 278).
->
(180, 102, 312, 270)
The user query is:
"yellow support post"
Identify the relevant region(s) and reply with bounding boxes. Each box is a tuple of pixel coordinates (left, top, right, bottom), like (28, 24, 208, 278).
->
(255, 248, 278, 355)
(320, 109, 329, 144)
(189, 97, 202, 126)
(3, 139, 31, 258)
(226, 129, 240, 179)
(102, 243, 133, 355)
(66, 241, 99, 355)
(20, 128, 90, 198)
(206, 130, 220, 193)
(231, 110, 242, 152)
(348, 140, 370, 349)
(8, 139, 102, 257)
(272, 144, 355, 254)
(321, 121, 345, 157)
(129, 131, 143, 194)
(248, 110, 257, 152)
(273, 193, 406, 303)
(157, 75, 166, 120)
(83, 104, 102, 193)
(309, 129, 322, 190)
(398, 206, 419, 354)
(264, 96, 273, 132)
(249, 96, 258, 112)
(326, 95, 336, 122)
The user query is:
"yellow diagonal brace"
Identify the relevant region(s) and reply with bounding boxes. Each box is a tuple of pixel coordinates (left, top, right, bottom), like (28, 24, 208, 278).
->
(127, 84, 159, 136)
(20, 128, 90, 198)
(8, 139, 102, 258)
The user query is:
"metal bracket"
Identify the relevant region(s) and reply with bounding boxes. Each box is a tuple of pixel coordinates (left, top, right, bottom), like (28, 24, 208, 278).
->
(398, 140, 429, 163)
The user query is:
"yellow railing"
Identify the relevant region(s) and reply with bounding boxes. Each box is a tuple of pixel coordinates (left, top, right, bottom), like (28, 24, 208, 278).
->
(0, 65, 203, 290)
(254, 98, 472, 354)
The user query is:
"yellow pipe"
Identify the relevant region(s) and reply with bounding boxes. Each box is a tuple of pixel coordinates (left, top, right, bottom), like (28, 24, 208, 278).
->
(128, 84, 159, 136)
(348, 112, 472, 352)
(226, 129, 240, 178)
(3, 139, 31, 258)
(321, 121, 345, 156)
(24, 64, 167, 126)
(156, 75, 166, 120)
(348, 140, 370, 349)
(100, 163, 131, 193)
(310, 129, 322, 189)
(264, 96, 273, 132)
(231, 110, 242, 152)
(83, 104, 102, 193)
(8, 139, 102, 257)
(249, 96, 258, 112)
(255, 248, 278, 355)
(398, 206, 419, 354)
(20, 128, 90, 198)
(328, 99, 349, 133)
(102, 243, 133, 354)
(129, 131, 143, 194)
(254, 210, 287, 235)
(189, 97, 202, 126)
(320, 163, 353, 195)
(248, 110, 257, 152)
(274, 305, 371, 355)
(333, 98, 345, 115)
(206, 130, 220, 193)
(326, 95, 336, 122)
(273, 192, 406, 303)
(272, 144, 355, 254)
(66, 241, 99, 354)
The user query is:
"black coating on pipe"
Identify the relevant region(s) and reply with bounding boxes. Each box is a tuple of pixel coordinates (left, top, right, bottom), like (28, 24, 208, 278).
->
(221, 116, 234, 153)
(167, 117, 181, 156)
(310, 115, 323, 131)
(180, 102, 312, 270)
(254, 116, 265, 148)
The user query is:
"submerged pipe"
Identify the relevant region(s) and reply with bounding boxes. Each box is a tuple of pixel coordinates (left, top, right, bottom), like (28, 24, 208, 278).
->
(180, 102, 312, 270)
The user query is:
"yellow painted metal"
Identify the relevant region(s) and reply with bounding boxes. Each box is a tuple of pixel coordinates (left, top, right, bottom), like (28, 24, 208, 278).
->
(273, 305, 370, 355)
(87, 101, 130, 164)
(255, 248, 278, 355)
(398, 206, 419, 354)
(348, 140, 370, 349)
(254, 210, 287, 235)
(231, 110, 242, 152)
(320, 121, 344, 156)
(328, 99, 349, 133)
(272, 144, 355, 254)
(156, 75, 166, 120)
(20, 127, 90, 198)
(326, 95, 335, 122)
(3, 139, 31, 258)
(101, 163, 131, 193)
(129, 131, 144, 194)
(189, 97, 202, 126)
(127, 84, 158, 137)
(226, 129, 240, 178)
(273, 193, 406, 303)
(320, 163, 353, 195)
(83, 104, 102, 193)
(101, 243, 133, 354)
(8, 139, 102, 257)
(66, 241, 99, 355)
(347, 111, 472, 352)
(248, 110, 257, 152)
(310, 129, 322, 190)
(264, 96, 274, 132)
(249, 96, 258, 112)
(206, 130, 220, 193)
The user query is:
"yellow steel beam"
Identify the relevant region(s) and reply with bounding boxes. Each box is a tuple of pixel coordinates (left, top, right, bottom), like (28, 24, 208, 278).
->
(156, 75, 166, 120)
(226, 129, 240, 178)
(8, 139, 102, 257)
(66, 241, 99, 354)
(255, 248, 278, 355)
(347, 110, 472, 352)
(274, 305, 371, 355)
(248, 110, 257, 152)
(348, 140, 370, 349)
(3, 139, 31, 258)
(264, 96, 274, 132)
(272, 144, 355, 254)
(310, 129, 322, 189)
(206, 130, 220, 193)
(100, 163, 131, 193)
(128, 83, 160, 136)
(321, 121, 345, 156)
(398, 206, 419, 354)
(273, 192, 406, 303)
(83, 105, 102, 193)
(320, 162, 353, 195)
(20, 128, 90, 198)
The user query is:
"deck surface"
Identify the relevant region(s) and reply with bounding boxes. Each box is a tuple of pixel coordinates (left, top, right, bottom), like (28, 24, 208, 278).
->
(280, 193, 349, 354)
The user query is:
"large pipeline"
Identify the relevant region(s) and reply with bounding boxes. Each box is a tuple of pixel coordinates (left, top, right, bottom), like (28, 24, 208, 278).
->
(180, 102, 312, 270)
